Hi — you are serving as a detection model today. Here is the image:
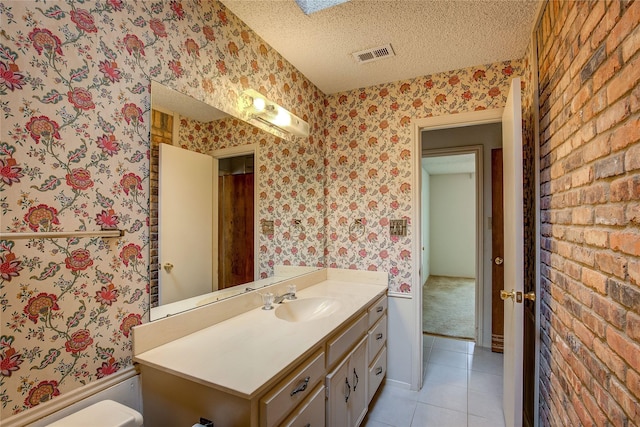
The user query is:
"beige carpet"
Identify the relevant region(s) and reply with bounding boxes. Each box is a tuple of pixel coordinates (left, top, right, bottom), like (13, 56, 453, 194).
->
(423, 275, 475, 340)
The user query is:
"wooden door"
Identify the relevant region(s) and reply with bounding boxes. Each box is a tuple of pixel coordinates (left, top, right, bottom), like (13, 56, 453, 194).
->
(491, 148, 505, 353)
(501, 77, 525, 427)
(218, 173, 255, 289)
(158, 144, 213, 305)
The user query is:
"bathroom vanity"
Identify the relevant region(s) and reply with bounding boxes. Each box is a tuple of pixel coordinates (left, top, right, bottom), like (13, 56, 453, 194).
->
(133, 268, 388, 427)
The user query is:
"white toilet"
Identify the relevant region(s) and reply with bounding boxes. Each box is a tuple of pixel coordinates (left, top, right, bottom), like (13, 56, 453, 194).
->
(45, 400, 143, 427)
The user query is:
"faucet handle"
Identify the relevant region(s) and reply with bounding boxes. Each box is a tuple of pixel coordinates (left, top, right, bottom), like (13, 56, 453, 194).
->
(287, 284, 297, 299)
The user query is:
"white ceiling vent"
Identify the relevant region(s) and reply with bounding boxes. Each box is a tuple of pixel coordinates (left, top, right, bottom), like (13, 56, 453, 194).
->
(352, 43, 395, 64)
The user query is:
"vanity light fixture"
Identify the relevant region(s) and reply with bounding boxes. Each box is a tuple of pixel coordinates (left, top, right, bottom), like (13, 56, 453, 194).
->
(242, 89, 310, 138)
(295, 0, 350, 15)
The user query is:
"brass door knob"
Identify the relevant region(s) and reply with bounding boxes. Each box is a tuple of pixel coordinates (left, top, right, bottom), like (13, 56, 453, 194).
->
(500, 289, 515, 300)
(494, 256, 504, 265)
(524, 291, 536, 301)
(163, 263, 174, 272)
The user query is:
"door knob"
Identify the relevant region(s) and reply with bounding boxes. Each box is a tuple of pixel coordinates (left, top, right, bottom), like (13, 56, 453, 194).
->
(524, 291, 536, 301)
(500, 289, 515, 300)
(494, 256, 504, 265)
(163, 263, 174, 272)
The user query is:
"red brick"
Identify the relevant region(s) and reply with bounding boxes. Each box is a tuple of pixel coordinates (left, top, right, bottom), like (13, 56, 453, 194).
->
(610, 117, 640, 151)
(592, 51, 622, 92)
(581, 182, 609, 204)
(572, 244, 595, 266)
(594, 152, 625, 179)
(607, 277, 640, 311)
(606, 327, 640, 372)
(628, 203, 640, 225)
(594, 251, 628, 278)
(593, 293, 627, 329)
(585, 228, 609, 247)
(609, 377, 640, 423)
(595, 204, 626, 226)
(629, 368, 640, 401)
(581, 309, 606, 338)
(583, 132, 613, 162)
(596, 97, 631, 134)
(611, 175, 640, 202)
(630, 260, 640, 286)
(607, 53, 640, 103)
(625, 142, 640, 171)
(628, 312, 640, 341)
(572, 206, 594, 224)
(606, 0, 640, 55)
(580, 0, 606, 46)
(610, 231, 640, 256)
(594, 337, 627, 380)
(582, 267, 608, 293)
(622, 18, 640, 62)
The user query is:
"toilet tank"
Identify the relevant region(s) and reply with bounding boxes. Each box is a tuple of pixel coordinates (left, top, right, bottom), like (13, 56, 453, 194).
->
(45, 400, 143, 427)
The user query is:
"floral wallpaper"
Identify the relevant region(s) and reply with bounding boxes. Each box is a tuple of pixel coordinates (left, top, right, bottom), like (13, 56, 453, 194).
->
(0, 0, 325, 419)
(177, 115, 326, 278)
(0, 0, 528, 419)
(324, 60, 524, 293)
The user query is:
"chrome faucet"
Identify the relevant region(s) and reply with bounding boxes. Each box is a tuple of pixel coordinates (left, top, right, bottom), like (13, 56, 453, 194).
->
(274, 292, 297, 304)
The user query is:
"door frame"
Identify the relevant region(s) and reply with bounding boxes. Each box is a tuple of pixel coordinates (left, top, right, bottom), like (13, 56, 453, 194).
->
(210, 144, 259, 282)
(412, 108, 503, 390)
(421, 145, 483, 343)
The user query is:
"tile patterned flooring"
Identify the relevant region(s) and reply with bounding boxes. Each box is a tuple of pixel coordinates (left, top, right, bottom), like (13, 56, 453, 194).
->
(362, 335, 505, 427)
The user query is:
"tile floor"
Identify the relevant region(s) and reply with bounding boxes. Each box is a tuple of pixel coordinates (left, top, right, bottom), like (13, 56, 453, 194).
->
(362, 335, 505, 427)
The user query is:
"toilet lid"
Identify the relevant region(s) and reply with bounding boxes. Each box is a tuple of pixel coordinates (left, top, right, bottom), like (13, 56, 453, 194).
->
(46, 400, 143, 427)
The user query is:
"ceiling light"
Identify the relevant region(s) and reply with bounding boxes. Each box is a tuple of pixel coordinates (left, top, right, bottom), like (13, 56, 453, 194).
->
(242, 89, 309, 138)
(295, 0, 349, 15)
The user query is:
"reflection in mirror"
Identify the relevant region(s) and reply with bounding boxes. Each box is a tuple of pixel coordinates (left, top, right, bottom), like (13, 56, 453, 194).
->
(149, 82, 322, 320)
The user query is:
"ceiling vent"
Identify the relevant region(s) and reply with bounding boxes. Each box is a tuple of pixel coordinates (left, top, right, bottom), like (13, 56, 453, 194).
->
(352, 43, 395, 64)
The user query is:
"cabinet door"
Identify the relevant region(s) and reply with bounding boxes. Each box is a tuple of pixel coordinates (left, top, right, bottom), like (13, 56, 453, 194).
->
(348, 337, 368, 427)
(326, 356, 349, 426)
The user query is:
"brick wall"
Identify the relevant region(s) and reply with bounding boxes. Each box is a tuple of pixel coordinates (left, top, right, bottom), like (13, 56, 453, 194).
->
(537, 0, 640, 425)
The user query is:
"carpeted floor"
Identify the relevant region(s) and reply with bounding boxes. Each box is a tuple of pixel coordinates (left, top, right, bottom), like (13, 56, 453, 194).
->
(423, 275, 475, 340)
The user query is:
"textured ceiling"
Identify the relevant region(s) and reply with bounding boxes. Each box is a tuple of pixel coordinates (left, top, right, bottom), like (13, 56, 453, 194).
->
(221, 0, 541, 94)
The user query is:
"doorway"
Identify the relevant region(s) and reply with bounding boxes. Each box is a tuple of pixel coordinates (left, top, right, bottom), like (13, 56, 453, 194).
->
(211, 145, 259, 290)
(217, 154, 255, 289)
(421, 152, 478, 341)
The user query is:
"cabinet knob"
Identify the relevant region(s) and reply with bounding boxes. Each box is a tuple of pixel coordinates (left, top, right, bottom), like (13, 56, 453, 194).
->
(376, 306, 383, 313)
(375, 366, 383, 375)
(376, 333, 383, 340)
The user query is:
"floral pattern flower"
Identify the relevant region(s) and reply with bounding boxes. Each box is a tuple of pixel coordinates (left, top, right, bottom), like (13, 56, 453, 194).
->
(64, 330, 94, 353)
(0, 158, 23, 185)
(119, 314, 142, 338)
(119, 243, 142, 267)
(96, 358, 120, 378)
(64, 249, 94, 271)
(25, 380, 60, 408)
(28, 28, 63, 56)
(23, 293, 60, 324)
(96, 284, 118, 306)
(24, 204, 60, 231)
(70, 9, 97, 33)
(67, 88, 95, 110)
(65, 168, 94, 190)
(0, 252, 22, 281)
(120, 173, 142, 195)
(0, 61, 25, 91)
(0, 347, 23, 377)
(25, 116, 61, 143)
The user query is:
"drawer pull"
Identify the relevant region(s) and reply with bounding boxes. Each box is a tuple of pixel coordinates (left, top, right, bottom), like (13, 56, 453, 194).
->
(290, 376, 310, 396)
(376, 333, 384, 340)
(353, 368, 359, 391)
(375, 366, 383, 376)
(345, 377, 351, 402)
(376, 306, 383, 313)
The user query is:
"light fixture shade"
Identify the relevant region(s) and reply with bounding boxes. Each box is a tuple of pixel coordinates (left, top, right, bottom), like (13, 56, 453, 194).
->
(242, 89, 310, 138)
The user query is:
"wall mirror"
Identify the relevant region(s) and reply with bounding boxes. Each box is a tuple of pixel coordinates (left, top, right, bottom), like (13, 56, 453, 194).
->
(149, 81, 323, 320)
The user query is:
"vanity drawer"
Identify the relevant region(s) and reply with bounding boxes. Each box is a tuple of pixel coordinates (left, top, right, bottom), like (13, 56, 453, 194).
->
(260, 350, 325, 427)
(326, 312, 368, 367)
(280, 384, 325, 427)
(368, 295, 387, 328)
(367, 315, 387, 365)
(368, 346, 387, 403)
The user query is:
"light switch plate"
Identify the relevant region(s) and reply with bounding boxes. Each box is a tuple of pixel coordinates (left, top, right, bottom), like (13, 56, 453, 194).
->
(389, 219, 407, 236)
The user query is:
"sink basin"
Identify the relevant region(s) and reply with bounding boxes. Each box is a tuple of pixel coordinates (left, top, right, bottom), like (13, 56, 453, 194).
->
(275, 297, 341, 322)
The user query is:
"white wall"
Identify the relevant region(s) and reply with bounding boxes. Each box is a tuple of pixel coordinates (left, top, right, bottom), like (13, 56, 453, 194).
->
(429, 173, 476, 278)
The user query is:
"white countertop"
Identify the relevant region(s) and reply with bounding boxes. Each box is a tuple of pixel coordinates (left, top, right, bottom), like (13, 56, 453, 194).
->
(134, 279, 386, 399)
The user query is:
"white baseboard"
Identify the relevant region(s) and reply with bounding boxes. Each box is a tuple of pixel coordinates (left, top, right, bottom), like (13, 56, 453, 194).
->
(3, 366, 140, 427)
